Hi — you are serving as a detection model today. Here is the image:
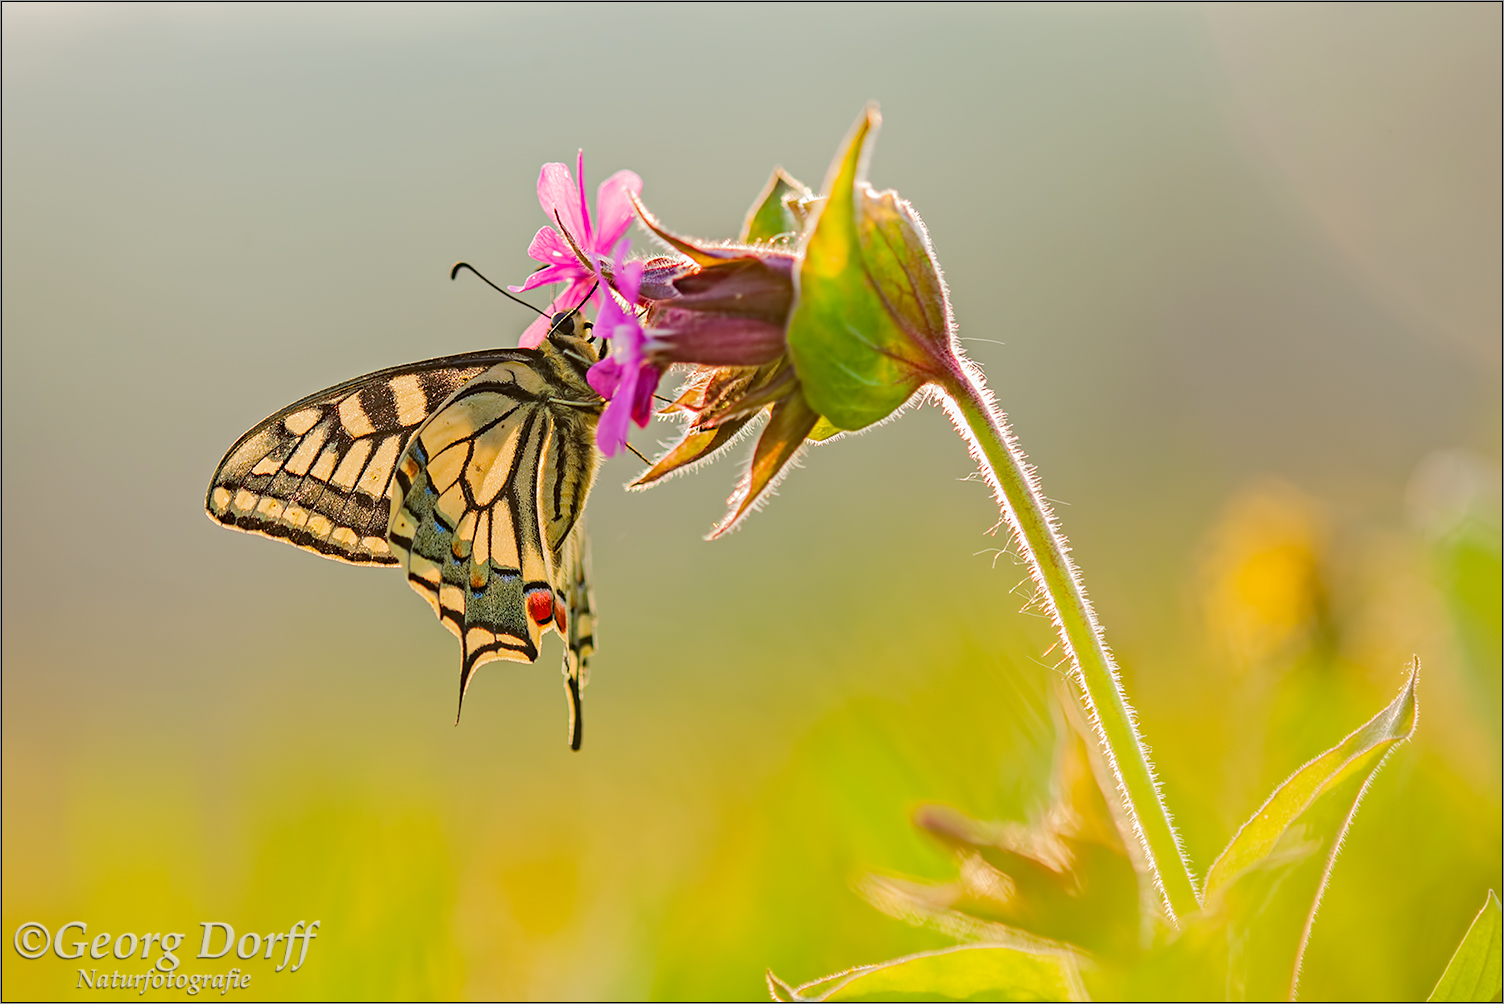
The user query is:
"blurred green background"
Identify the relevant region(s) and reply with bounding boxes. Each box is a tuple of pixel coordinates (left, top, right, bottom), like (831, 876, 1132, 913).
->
(3, 3, 1498, 1000)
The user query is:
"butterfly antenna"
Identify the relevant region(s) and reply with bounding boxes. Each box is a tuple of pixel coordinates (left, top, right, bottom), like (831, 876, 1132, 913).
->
(451, 261, 550, 318)
(624, 442, 652, 465)
(566, 280, 600, 319)
(551, 279, 601, 337)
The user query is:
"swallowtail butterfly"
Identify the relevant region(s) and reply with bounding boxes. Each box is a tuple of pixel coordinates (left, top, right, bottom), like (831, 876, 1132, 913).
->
(206, 316, 604, 749)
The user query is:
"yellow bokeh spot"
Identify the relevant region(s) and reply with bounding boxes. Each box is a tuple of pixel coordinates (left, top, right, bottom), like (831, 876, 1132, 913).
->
(1200, 481, 1328, 671)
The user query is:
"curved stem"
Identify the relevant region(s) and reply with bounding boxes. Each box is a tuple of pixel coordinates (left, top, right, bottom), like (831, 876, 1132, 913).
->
(934, 362, 1201, 925)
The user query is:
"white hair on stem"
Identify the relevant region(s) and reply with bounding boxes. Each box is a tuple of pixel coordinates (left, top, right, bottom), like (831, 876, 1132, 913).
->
(931, 352, 1201, 922)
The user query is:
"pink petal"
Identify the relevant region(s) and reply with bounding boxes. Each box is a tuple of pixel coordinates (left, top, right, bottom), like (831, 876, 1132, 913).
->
(594, 365, 637, 458)
(555, 277, 598, 315)
(587, 357, 625, 399)
(517, 279, 593, 348)
(595, 302, 627, 339)
(594, 170, 643, 254)
(615, 258, 644, 307)
(511, 262, 579, 293)
(537, 161, 588, 250)
(518, 313, 554, 349)
(525, 226, 586, 269)
(595, 257, 632, 335)
(575, 150, 594, 248)
(630, 365, 662, 428)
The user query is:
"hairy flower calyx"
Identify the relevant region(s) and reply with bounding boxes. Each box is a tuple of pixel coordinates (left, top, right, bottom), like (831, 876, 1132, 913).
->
(786, 104, 961, 431)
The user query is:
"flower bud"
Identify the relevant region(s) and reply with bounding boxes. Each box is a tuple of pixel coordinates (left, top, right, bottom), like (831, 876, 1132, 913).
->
(786, 104, 960, 431)
(630, 198, 797, 368)
(626, 105, 959, 535)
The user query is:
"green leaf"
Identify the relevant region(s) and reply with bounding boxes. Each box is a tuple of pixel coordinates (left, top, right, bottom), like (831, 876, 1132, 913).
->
(769, 944, 1089, 1002)
(1428, 889, 1502, 1002)
(742, 168, 809, 246)
(786, 105, 949, 432)
(1204, 663, 1418, 898)
(1186, 661, 1420, 1000)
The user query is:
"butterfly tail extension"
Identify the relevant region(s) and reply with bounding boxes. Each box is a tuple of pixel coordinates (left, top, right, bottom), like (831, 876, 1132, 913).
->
(390, 427, 547, 722)
(566, 677, 584, 752)
(560, 524, 597, 751)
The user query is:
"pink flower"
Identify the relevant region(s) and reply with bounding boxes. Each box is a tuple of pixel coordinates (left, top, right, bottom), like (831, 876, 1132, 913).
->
(511, 151, 642, 348)
(586, 255, 661, 458)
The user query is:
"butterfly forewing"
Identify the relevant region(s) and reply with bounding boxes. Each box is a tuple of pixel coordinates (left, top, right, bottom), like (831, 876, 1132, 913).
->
(206, 349, 531, 565)
(387, 333, 603, 723)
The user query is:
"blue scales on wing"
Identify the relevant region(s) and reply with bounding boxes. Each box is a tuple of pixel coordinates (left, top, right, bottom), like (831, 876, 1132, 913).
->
(387, 328, 603, 748)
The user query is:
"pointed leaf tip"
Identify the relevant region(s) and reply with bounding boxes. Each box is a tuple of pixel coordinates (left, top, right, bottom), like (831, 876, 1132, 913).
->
(742, 167, 811, 246)
(786, 104, 954, 432)
(1205, 662, 1420, 898)
(709, 391, 820, 539)
(630, 192, 729, 267)
(631, 419, 753, 490)
(1428, 889, 1502, 1002)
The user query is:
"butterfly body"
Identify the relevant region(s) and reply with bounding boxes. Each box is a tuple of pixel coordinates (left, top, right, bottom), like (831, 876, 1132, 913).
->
(207, 320, 604, 748)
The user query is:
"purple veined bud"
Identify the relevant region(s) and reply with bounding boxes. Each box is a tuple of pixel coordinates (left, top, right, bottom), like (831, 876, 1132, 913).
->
(623, 107, 959, 538)
(785, 103, 963, 432)
(629, 196, 797, 370)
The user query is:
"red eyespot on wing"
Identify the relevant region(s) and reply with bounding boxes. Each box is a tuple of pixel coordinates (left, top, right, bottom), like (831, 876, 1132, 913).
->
(554, 601, 567, 634)
(526, 589, 554, 626)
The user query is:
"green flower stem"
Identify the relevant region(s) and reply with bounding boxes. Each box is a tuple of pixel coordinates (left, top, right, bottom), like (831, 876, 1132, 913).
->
(936, 363, 1201, 925)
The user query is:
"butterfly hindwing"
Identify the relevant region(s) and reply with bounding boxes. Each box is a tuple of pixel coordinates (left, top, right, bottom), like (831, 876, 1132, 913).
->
(206, 349, 531, 565)
(387, 332, 603, 735)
